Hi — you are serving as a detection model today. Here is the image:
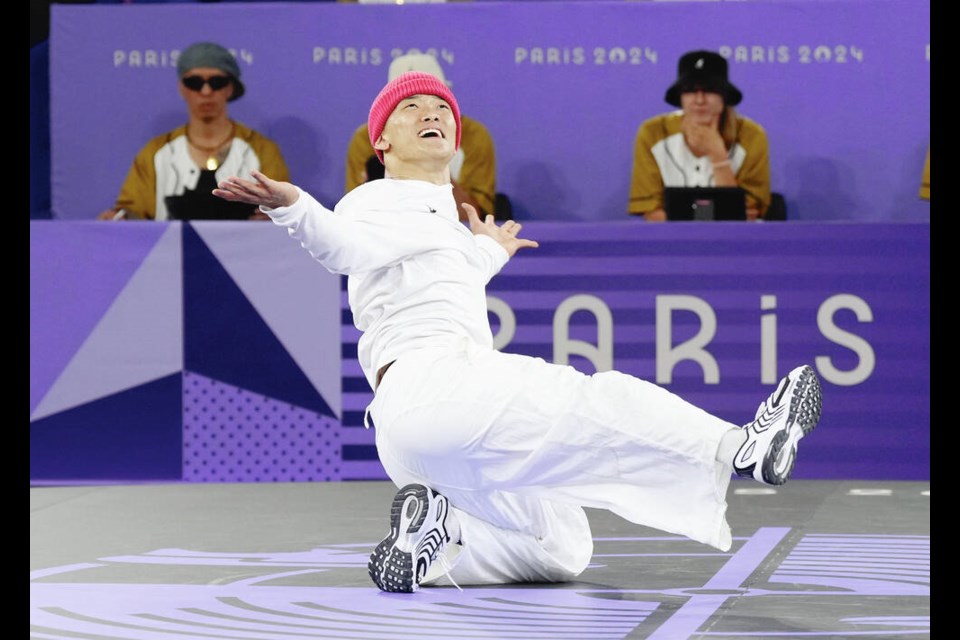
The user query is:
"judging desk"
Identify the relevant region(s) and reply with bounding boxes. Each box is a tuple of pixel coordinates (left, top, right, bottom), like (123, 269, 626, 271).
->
(30, 220, 930, 484)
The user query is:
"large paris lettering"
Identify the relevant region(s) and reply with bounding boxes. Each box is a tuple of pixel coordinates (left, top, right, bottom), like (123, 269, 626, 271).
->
(486, 293, 875, 385)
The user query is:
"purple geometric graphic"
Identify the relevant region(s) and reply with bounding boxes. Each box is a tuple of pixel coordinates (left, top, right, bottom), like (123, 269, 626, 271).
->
(182, 372, 341, 482)
(30, 221, 180, 418)
(31, 221, 929, 483)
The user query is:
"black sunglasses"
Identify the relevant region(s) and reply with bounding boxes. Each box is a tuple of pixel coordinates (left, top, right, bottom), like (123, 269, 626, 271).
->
(181, 75, 232, 92)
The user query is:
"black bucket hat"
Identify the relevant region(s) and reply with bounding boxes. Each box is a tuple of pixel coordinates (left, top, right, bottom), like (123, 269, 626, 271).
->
(664, 50, 742, 107)
(176, 42, 246, 102)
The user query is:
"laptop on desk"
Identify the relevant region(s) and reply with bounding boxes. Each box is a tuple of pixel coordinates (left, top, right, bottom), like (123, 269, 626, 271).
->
(663, 186, 747, 221)
(165, 171, 256, 220)
(166, 193, 256, 220)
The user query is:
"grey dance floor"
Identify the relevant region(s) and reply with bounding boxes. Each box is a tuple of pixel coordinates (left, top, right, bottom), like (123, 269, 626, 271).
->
(31, 479, 930, 639)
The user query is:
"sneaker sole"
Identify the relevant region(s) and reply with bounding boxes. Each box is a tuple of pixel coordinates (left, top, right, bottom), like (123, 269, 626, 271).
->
(367, 484, 447, 593)
(761, 365, 823, 485)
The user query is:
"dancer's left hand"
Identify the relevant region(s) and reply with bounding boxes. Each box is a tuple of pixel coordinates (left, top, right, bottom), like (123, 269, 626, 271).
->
(463, 204, 539, 257)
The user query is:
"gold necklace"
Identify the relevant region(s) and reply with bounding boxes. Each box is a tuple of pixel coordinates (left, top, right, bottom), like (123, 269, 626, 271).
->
(186, 121, 235, 170)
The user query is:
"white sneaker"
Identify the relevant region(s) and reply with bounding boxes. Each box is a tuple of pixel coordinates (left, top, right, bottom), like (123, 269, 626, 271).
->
(734, 365, 823, 485)
(368, 484, 453, 592)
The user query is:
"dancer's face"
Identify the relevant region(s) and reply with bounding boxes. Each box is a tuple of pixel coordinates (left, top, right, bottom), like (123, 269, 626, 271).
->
(375, 94, 457, 164)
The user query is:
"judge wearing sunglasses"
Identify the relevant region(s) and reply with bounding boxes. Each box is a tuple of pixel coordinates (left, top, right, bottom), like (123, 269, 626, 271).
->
(99, 42, 290, 221)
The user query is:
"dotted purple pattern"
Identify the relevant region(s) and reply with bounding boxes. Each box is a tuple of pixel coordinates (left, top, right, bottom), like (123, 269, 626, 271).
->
(182, 372, 341, 482)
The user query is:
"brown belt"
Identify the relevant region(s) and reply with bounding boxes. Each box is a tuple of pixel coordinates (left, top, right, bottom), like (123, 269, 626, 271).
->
(376, 360, 396, 389)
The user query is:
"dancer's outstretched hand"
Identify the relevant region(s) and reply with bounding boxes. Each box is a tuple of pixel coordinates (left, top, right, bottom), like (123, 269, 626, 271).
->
(213, 169, 299, 210)
(464, 204, 539, 257)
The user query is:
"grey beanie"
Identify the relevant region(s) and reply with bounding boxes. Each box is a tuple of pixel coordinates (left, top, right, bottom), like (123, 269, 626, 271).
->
(176, 42, 245, 102)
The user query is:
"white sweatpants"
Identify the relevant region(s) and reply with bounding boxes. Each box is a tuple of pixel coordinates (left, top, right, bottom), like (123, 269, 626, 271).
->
(367, 341, 737, 587)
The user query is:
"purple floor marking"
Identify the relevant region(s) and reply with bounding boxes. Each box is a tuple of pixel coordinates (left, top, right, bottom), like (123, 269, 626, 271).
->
(644, 527, 790, 640)
(30, 528, 930, 639)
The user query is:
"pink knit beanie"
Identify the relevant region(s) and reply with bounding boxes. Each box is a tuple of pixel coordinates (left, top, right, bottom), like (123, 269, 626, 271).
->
(368, 71, 462, 164)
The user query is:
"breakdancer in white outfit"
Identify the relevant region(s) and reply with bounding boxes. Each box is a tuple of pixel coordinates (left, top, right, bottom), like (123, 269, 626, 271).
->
(213, 71, 823, 593)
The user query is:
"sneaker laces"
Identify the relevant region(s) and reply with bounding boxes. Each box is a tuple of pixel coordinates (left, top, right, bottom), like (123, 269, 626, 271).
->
(436, 550, 462, 592)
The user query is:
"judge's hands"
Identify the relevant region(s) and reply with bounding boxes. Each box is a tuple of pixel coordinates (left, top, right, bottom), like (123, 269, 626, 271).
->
(681, 116, 726, 161)
(463, 203, 538, 257)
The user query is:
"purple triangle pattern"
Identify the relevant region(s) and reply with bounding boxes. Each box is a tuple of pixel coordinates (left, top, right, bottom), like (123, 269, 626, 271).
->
(182, 372, 341, 482)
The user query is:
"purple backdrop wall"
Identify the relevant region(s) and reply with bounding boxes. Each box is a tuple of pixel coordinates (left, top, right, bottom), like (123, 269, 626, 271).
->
(49, 1, 930, 223)
(30, 221, 930, 484)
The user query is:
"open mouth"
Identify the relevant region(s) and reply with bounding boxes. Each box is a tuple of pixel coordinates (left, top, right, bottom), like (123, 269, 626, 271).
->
(418, 128, 444, 139)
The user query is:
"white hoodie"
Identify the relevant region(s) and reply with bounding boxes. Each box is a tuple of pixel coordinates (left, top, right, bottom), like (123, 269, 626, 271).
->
(264, 178, 510, 391)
